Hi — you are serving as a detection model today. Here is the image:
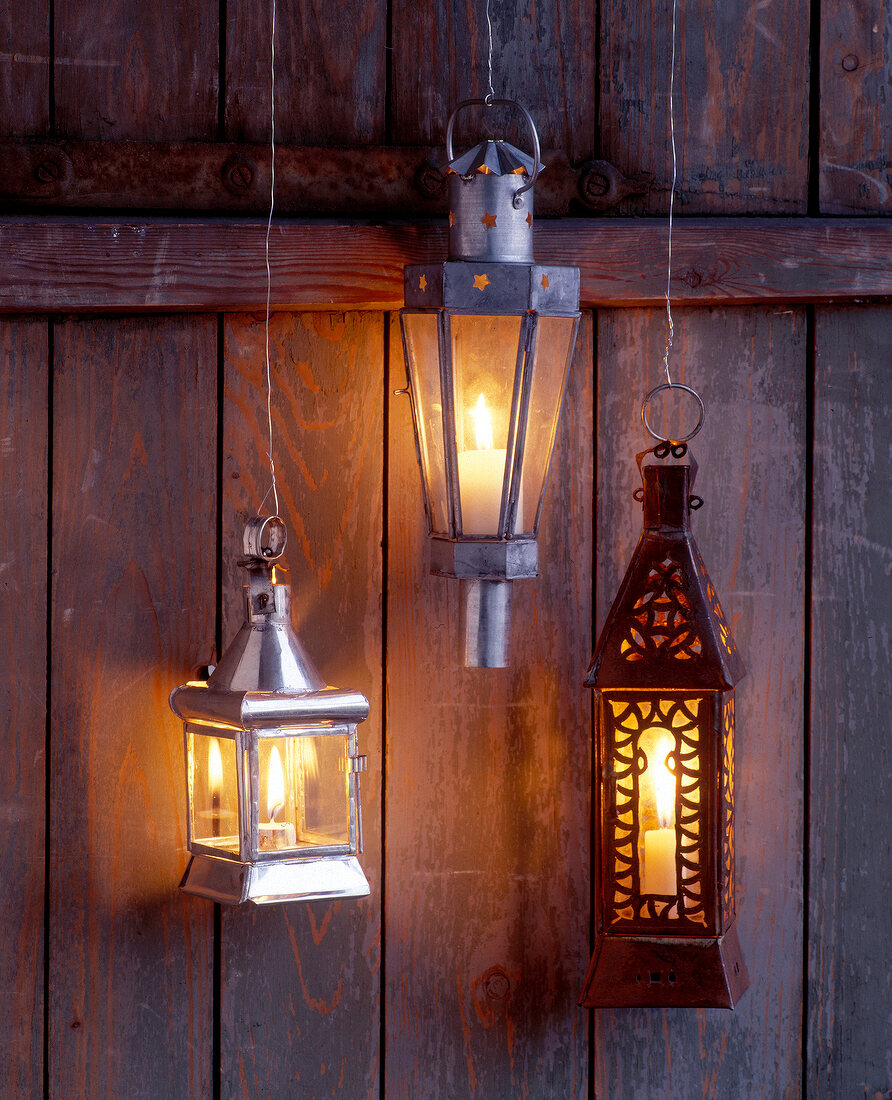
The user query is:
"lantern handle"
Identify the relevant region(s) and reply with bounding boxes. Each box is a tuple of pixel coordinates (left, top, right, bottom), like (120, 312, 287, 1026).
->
(243, 515, 287, 561)
(445, 98, 541, 207)
(640, 382, 705, 444)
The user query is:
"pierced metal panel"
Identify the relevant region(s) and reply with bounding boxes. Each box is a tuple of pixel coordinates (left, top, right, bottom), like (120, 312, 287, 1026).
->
(601, 692, 715, 934)
(619, 556, 703, 663)
(721, 693, 737, 923)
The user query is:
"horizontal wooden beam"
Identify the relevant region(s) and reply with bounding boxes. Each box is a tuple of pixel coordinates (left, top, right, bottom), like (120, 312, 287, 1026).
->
(0, 139, 645, 216)
(1, 217, 889, 313)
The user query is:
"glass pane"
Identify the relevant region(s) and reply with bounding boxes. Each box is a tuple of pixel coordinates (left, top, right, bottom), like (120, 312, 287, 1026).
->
(637, 725, 679, 897)
(401, 311, 449, 533)
(255, 734, 350, 854)
(450, 313, 523, 535)
(518, 315, 578, 534)
(188, 729, 239, 854)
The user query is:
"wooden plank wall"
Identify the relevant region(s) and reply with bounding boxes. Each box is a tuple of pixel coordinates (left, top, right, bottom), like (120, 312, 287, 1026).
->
(0, 1, 889, 1099)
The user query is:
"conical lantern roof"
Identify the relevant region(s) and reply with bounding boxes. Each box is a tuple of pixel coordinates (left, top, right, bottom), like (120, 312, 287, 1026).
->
(447, 138, 543, 178)
(586, 464, 745, 691)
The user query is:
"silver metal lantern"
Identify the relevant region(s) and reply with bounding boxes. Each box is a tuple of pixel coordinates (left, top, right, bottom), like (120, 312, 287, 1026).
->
(400, 98, 580, 667)
(170, 516, 370, 905)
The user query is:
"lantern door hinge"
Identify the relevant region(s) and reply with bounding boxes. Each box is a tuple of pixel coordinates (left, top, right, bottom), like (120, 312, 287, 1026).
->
(341, 755, 368, 773)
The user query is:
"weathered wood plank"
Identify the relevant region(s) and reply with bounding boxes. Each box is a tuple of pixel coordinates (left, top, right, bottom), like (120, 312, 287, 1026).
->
(599, 0, 810, 214)
(809, 306, 892, 1098)
(385, 314, 593, 1098)
(220, 311, 383, 1099)
(0, 318, 47, 1099)
(1, 217, 890, 314)
(820, 0, 892, 213)
(54, 0, 217, 140)
(49, 316, 216, 1098)
(391, 0, 596, 164)
(593, 306, 806, 1098)
(0, 2, 50, 136)
(225, 0, 386, 144)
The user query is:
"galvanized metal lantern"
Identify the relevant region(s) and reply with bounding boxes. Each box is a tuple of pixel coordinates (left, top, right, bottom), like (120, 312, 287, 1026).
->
(170, 516, 370, 905)
(580, 450, 749, 1008)
(400, 98, 580, 667)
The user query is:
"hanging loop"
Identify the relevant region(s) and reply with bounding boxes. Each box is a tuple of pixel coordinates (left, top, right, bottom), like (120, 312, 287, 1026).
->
(641, 382, 705, 443)
(445, 97, 541, 205)
(244, 515, 287, 561)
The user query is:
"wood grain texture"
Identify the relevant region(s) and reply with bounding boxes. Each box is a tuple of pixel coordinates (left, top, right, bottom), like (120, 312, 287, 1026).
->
(49, 317, 216, 1098)
(599, 0, 809, 214)
(820, 0, 892, 213)
(386, 314, 593, 1099)
(391, 0, 596, 163)
(53, 0, 217, 140)
(809, 306, 892, 1098)
(220, 311, 383, 1099)
(0, 1, 49, 136)
(225, 0, 386, 144)
(0, 318, 47, 1098)
(593, 307, 807, 1098)
(2, 217, 891, 314)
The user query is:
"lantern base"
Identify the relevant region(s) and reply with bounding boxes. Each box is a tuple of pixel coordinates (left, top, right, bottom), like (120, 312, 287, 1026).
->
(579, 923, 750, 1009)
(179, 853, 370, 906)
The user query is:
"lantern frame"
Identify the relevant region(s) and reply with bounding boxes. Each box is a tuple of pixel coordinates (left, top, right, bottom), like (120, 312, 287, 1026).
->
(580, 460, 749, 1008)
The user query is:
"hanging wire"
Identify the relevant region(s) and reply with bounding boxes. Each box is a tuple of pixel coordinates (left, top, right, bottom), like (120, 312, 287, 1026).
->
(484, 0, 495, 104)
(662, 0, 679, 387)
(260, 0, 280, 517)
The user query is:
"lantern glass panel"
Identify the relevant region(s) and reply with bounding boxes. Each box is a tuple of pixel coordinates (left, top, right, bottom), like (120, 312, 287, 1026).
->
(450, 313, 524, 534)
(255, 733, 350, 855)
(188, 728, 240, 854)
(402, 311, 450, 533)
(516, 314, 577, 534)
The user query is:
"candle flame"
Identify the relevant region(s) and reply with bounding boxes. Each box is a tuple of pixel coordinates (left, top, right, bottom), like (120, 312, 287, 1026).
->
(208, 737, 223, 796)
(653, 733, 675, 828)
(267, 744, 286, 822)
(469, 393, 493, 451)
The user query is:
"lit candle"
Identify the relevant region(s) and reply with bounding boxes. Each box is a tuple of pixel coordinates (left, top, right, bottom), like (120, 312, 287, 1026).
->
(642, 733, 677, 896)
(259, 745, 297, 850)
(457, 394, 518, 533)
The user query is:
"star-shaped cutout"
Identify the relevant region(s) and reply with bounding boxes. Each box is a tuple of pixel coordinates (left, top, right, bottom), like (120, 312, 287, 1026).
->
(448, 211, 456, 228)
(473, 273, 491, 291)
(419, 274, 428, 291)
(541, 274, 550, 289)
(526, 212, 533, 228)
(481, 211, 497, 230)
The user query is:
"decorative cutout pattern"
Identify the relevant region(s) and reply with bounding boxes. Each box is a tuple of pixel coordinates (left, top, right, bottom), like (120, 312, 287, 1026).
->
(721, 695, 736, 920)
(696, 549, 737, 660)
(619, 557, 703, 662)
(604, 695, 708, 928)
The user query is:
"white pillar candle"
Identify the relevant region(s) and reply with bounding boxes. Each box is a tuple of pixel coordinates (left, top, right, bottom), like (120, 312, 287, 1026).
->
(259, 745, 297, 851)
(643, 827, 677, 895)
(457, 447, 509, 532)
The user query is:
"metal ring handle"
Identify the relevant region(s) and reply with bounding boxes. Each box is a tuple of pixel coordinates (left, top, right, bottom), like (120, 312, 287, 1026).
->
(243, 515, 287, 560)
(640, 383, 705, 443)
(445, 97, 541, 202)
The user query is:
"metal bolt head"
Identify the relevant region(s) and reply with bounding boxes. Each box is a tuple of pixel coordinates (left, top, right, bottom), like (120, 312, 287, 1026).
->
(222, 156, 256, 194)
(414, 162, 446, 199)
(841, 53, 859, 71)
(35, 158, 62, 183)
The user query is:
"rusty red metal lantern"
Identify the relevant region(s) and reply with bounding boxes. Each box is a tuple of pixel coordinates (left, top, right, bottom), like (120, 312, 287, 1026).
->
(580, 451, 750, 1008)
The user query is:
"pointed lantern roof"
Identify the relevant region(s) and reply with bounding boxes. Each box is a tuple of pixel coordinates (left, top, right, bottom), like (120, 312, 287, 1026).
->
(585, 464, 746, 691)
(447, 138, 543, 178)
